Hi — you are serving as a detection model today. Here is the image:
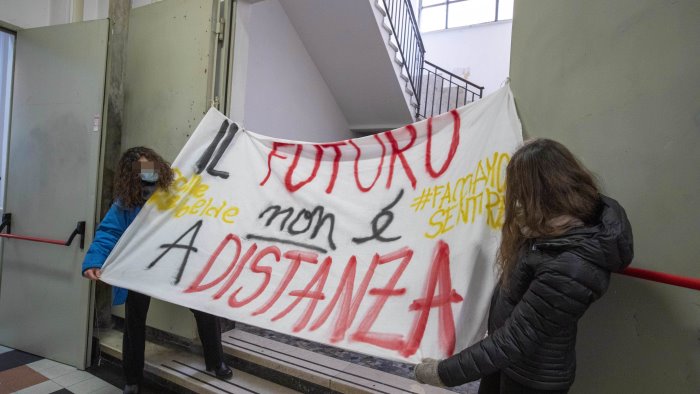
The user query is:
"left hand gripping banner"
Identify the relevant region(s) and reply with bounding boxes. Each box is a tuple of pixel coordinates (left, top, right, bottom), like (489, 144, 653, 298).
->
(100, 85, 523, 363)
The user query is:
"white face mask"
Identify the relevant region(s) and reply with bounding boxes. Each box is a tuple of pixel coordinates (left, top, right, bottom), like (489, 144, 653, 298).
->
(140, 171, 159, 183)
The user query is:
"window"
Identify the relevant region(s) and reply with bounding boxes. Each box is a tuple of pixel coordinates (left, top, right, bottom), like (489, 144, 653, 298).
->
(419, 0, 514, 32)
(0, 29, 14, 210)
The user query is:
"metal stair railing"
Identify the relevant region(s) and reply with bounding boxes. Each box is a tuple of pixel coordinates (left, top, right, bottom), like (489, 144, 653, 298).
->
(419, 60, 484, 119)
(380, 0, 425, 112)
(380, 0, 484, 119)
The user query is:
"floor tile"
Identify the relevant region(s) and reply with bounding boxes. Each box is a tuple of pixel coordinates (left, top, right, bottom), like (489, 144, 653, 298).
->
(0, 365, 49, 393)
(40, 364, 77, 379)
(14, 380, 62, 394)
(90, 385, 121, 394)
(52, 370, 94, 388)
(27, 359, 65, 374)
(66, 377, 110, 394)
(0, 350, 42, 372)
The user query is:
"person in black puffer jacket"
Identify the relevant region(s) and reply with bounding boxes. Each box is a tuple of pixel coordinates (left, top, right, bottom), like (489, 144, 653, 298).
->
(415, 138, 633, 393)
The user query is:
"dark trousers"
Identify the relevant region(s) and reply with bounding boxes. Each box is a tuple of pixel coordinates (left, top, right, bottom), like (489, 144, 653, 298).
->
(478, 372, 569, 394)
(123, 291, 225, 384)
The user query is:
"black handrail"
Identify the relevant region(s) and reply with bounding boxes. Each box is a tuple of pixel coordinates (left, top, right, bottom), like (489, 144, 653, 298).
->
(380, 0, 425, 114)
(425, 60, 484, 90)
(419, 61, 484, 119)
(379, 0, 484, 119)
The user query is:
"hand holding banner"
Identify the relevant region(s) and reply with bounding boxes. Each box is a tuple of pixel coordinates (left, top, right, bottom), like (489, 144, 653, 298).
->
(100, 86, 522, 363)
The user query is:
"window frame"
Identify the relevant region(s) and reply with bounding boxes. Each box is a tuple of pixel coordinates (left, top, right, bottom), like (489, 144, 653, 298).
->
(418, 0, 510, 32)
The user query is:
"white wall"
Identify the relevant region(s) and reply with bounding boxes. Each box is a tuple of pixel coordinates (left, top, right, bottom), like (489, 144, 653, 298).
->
(0, 0, 51, 28)
(421, 21, 512, 95)
(0, 0, 158, 28)
(407, 0, 512, 95)
(231, 0, 350, 142)
(82, 0, 157, 21)
(82, 0, 107, 21)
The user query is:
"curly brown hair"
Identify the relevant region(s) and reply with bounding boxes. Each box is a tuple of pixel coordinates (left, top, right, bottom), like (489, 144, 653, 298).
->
(498, 139, 601, 285)
(114, 147, 174, 209)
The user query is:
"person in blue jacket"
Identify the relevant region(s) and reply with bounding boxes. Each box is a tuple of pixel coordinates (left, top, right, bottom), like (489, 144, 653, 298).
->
(82, 147, 233, 394)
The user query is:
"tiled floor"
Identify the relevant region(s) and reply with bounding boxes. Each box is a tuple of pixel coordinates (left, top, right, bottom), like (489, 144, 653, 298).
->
(0, 345, 120, 394)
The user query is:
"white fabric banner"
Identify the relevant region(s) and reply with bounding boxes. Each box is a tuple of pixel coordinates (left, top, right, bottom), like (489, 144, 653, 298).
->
(101, 86, 522, 363)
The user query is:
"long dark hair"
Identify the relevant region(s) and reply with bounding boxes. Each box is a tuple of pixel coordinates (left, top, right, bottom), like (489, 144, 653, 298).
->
(498, 139, 601, 284)
(114, 147, 174, 209)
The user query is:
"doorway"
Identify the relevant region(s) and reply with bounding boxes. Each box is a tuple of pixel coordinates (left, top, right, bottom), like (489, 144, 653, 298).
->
(0, 29, 14, 215)
(0, 20, 108, 369)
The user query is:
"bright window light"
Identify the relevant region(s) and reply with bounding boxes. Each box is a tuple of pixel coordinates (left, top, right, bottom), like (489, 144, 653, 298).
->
(420, 0, 513, 32)
(498, 0, 514, 20)
(420, 5, 447, 32)
(448, 0, 496, 28)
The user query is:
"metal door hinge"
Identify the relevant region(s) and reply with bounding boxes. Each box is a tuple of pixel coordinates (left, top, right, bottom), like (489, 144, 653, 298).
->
(216, 18, 225, 41)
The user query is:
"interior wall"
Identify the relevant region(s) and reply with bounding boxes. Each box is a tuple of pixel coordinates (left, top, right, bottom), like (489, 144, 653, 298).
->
(407, 0, 512, 95)
(82, 0, 108, 21)
(421, 21, 512, 95)
(0, 0, 51, 28)
(510, 0, 700, 393)
(0, 0, 161, 28)
(232, 0, 350, 142)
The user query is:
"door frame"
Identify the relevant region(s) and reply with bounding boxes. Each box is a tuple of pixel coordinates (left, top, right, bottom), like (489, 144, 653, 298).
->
(0, 23, 17, 292)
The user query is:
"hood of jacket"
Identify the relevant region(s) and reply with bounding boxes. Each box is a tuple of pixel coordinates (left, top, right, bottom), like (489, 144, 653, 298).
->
(533, 195, 634, 272)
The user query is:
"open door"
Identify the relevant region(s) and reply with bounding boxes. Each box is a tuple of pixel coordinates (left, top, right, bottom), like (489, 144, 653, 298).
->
(113, 0, 234, 339)
(0, 20, 108, 369)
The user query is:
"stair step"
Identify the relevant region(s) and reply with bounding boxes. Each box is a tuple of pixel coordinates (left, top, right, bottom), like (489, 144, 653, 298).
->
(388, 36, 399, 52)
(405, 82, 415, 96)
(382, 18, 394, 35)
(375, 0, 388, 16)
(98, 329, 298, 394)
(394, 52, 404, 66)
(222, 328, 452, 394)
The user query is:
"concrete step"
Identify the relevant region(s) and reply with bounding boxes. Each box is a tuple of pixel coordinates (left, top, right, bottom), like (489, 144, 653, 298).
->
(375, 0, 388, 16)
(388, 35, 400, 52)
(394, 51, 405, 66)
(222, 328, 453, 394)
(98, 329, 298, 394)
(382, 18, 394, 35)
(405, 81, 415, 96)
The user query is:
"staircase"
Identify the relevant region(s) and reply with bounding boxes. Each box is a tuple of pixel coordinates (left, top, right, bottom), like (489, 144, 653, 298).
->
(98, 327, 461, 393)
(419, 61, 484, 118)
(279, 0, 482, 133)
(279, 0, 416, 133)
(373, 0, 484, 119)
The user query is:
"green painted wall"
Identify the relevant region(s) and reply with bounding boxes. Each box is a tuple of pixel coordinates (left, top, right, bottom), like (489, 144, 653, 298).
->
(111, 0, 220, 341)
(509, 0, 699, 392)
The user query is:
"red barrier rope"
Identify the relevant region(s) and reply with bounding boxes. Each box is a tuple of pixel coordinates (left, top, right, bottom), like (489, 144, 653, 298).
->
(0, 233, 68, 246)
(620, 267, 700, 291)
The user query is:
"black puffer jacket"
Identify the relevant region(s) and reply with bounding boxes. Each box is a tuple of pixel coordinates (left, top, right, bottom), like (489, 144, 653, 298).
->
(438, 195, 633, 390)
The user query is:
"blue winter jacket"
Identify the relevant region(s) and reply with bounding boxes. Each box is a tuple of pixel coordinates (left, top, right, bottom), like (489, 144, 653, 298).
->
(82, 201, 142, 305)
